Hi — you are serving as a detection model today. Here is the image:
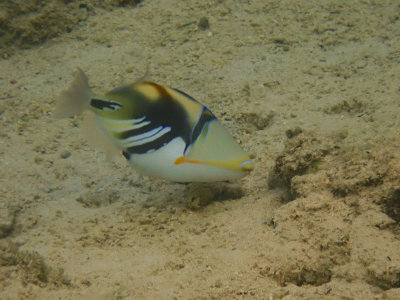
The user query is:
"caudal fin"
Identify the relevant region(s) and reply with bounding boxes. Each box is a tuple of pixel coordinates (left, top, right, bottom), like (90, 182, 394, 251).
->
(54, 68, 92, 118)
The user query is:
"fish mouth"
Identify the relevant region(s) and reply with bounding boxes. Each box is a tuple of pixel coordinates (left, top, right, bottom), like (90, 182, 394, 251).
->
(239, 159, 254, 172)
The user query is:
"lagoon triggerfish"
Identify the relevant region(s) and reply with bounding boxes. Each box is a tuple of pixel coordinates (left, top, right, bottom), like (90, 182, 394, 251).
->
(55, 69, 254, 182)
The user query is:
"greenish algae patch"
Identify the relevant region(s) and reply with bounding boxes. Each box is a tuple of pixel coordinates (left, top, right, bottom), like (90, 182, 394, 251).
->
(0, 240, 70, 287)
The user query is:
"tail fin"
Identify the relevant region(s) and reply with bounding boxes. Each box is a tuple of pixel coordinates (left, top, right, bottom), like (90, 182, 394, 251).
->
(54, 68, 92, 118)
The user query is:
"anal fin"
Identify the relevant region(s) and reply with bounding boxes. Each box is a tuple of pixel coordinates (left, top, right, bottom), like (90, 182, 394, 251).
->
(82, 111, 122, 161)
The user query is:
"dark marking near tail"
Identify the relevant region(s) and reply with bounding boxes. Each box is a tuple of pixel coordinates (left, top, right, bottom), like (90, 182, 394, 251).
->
(91, 98, 122, 111)
(122, 151, 131, 160)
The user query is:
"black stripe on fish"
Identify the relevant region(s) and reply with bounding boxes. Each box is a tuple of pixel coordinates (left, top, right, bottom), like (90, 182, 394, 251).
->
(190, 107, 216, 143)
(91, 98, 122, 111)
(171, 87, 199, 103)
(120, 83, 191, 154)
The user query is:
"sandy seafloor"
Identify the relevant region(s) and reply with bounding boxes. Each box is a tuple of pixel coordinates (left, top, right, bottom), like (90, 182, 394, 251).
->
(1, 0, 400, 299)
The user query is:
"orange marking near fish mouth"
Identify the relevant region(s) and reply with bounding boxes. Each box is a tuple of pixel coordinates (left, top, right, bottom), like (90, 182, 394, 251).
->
(174, 157, 202, 165)
(174, 156, 253, 172)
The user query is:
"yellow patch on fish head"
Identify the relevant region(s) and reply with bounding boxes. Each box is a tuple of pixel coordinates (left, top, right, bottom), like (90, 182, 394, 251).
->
(134, 82, 162, 102)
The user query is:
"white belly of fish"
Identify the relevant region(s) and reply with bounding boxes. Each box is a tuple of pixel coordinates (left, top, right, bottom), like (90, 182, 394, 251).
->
(127, 137, 244, 182)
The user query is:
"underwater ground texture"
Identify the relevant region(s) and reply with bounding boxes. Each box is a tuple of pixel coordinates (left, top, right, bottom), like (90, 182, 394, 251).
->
(1, 0, 400, 299)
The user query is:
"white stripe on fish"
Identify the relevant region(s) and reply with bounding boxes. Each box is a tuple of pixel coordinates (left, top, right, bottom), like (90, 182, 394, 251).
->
(122, 126, 171, 147)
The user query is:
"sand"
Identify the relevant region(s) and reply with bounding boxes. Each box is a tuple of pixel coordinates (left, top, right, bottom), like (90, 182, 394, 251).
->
(1, 0, 400, 299)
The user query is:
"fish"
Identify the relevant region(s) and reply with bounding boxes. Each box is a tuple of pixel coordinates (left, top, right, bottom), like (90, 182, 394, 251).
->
(55, 68, 254, 182)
